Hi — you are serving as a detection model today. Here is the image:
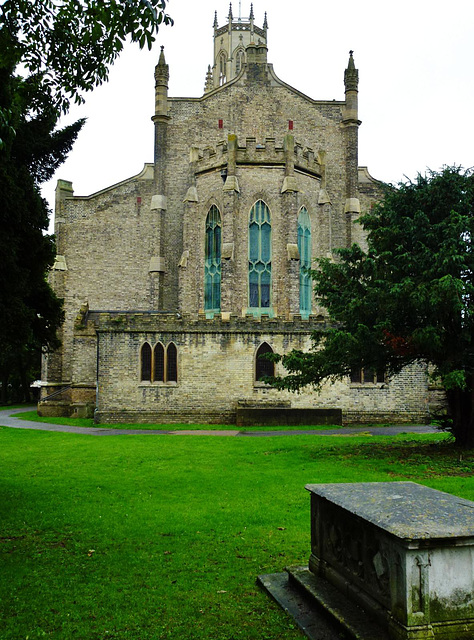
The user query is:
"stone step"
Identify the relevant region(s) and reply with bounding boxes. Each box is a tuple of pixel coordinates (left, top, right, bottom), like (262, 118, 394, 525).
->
(287, 566, 390, 640)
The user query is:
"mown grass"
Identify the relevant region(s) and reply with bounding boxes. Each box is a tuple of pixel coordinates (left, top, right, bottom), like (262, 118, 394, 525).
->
(1, 427, 473, 640)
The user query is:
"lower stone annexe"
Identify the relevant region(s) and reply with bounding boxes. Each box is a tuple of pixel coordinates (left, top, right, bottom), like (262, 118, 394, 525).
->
(54, 311, 439, 425)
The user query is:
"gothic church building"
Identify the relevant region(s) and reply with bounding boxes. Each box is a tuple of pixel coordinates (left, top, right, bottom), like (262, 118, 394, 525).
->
(40, 6, 436, 424)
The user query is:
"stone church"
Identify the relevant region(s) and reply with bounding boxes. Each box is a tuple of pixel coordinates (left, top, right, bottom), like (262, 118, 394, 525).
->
(39, 6, 437, 424)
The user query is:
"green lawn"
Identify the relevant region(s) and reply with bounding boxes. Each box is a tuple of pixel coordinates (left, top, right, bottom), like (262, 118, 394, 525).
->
(1, 426, 473, 639)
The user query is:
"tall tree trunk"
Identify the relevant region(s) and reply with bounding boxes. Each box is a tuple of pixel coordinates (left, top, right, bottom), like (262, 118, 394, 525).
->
(18, 353, 31, 403)
(1, 370, 8, 404)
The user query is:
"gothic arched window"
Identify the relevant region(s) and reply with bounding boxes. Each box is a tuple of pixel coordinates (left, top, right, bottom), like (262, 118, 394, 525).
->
(219, 52, 227, 85)
(297, 207, 312, 317)
(255, 342, 275, 382)
(140, 343, 152, 381)
(249, 200, 271, 309)
(153, 342, 165, 382)
(204, 205, 222, 313)
(167, 343, 178, 383)
(140, 342, 178, 383)
(235, 49, 245, 75)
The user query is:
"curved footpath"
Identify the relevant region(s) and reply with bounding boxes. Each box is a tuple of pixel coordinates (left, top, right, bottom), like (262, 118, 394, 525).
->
(0, 407, 439, 437)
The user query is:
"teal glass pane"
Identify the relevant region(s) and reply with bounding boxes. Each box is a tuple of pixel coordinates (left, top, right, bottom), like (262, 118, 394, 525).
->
(204, 206, 222, 311)
(298, 207, 311, 315)
(248, 201, 271, 309)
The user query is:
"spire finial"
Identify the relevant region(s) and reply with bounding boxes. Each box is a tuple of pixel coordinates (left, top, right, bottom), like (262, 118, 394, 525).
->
(263, 11, 268, 29)
(204, 65, 214, 93)
(213, 10, 218, 28)
(158, 46, 166, 65)
(228, 2, 233, 19)
(249, 3, 254, 19)
(344, 50, 358, 91)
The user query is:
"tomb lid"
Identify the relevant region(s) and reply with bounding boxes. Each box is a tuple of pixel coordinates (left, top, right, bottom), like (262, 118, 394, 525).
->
(306, 482, 474, 541)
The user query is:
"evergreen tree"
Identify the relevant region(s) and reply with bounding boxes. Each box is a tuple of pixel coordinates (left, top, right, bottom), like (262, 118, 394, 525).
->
(271, 167, 474, 447)
(0, 2, 172, 401)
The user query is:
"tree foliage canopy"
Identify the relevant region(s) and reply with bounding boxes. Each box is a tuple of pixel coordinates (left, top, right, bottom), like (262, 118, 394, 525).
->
(1, 0, 172, 116)
(271, 167, 474, 446)
(0, 0, 172, 400)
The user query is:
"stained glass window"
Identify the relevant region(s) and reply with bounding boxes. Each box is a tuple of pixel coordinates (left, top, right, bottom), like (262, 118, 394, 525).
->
(204, 206, 222, 313)
(249, 201, 271, 309)
(298, 207, 312, 317)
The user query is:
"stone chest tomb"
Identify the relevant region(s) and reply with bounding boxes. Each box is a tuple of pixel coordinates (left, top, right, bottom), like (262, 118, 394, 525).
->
(260, 482, 474, 639)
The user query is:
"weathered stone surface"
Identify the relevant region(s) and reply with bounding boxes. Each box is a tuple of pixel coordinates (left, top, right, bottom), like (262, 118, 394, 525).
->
(306, 482, 474, 540)
(306, 482, 474, 640)
(40, 9, 444, 425)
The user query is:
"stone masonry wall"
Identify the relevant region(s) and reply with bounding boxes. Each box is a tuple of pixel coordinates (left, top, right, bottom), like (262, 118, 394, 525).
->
(89, 313, 432, 425)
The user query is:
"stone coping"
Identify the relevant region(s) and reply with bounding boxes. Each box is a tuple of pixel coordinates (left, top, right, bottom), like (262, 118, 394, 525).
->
(306, 481, 474, 541)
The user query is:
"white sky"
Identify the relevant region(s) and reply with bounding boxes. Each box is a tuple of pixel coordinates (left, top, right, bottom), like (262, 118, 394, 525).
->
(42, 0, 474, 231)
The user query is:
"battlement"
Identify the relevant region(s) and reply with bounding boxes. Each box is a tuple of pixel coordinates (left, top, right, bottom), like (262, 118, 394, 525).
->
(192, 138, 323, 177)
(82, 311, 330, 335)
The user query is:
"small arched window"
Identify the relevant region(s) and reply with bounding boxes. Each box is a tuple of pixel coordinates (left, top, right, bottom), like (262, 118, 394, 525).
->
(140, 343, 152, 381)
(204, 205, 221, 313)
(249, 200, 271, 309)
(298, 207, 312, 317)
(255, 342, 275, 382)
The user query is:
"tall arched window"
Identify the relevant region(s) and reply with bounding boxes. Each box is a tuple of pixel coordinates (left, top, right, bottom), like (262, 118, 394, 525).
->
(235, 49, 245, 75)
(204, 205, 221, 313)
(219, 52, 227, 85)
(249, 200, 271, 310)
(255, 342, 275, 382)
(298, 207, 312, 317)
(140, 343, 152, 381)
(167, 343, 178, 383)
(153, 343, 165, 382)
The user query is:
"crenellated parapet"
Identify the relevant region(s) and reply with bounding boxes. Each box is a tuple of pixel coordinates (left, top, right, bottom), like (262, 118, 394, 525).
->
(191, 136, 323, 178)
(83, 310, 330, 335)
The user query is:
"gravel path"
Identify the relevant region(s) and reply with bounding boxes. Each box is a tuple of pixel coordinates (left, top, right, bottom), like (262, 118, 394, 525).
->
(0, 407, 440, 437)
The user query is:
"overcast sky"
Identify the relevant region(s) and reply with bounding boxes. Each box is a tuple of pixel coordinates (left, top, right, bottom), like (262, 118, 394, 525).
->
(42, 0, 474, 230)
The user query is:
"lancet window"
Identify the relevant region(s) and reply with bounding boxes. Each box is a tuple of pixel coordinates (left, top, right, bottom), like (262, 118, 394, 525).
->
(297, 207, 312, 317)
(140, 342, 178, 383)
(255, 342, 275, 382)
(249, 200, 271, 310)
(204, 205, 222, 314)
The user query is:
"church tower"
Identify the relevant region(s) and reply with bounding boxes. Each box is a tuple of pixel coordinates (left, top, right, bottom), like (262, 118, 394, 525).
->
(208, 3, 268, 90)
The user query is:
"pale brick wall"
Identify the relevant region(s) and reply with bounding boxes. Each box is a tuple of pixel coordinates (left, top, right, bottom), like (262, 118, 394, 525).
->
(40, 36, 443, 425)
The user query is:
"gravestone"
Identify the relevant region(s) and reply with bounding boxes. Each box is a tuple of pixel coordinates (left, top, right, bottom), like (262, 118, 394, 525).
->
(259, 482, 474, 639)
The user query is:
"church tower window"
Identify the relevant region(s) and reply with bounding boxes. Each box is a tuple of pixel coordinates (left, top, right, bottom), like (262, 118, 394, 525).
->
(219, 52, 227, 85)
(249, 200, 272, 310)
(235, 49, 245, 75)
(255, 342, 275, 382)
(297, 207, 312, 317)
(204, 205, 222, 314)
